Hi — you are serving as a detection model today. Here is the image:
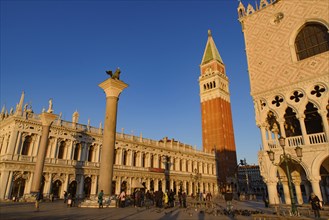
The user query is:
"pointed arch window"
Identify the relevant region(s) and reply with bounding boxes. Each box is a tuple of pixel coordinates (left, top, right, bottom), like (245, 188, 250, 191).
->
(21, 136, 32, 155)
(304, 102, 323, 134)
(295, 22, 329, 61)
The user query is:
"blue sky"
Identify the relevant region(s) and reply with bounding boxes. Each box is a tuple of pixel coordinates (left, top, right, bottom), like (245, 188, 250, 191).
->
(0, 0, 260, 164)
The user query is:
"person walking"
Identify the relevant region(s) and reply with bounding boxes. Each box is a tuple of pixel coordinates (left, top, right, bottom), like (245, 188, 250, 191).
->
(309, 192, 322, 218)
(224, 190, 233, 211)
(98, 190, 104, 208)
(63, 191, 68, 203)
(35, 191, 43, 212)
(119, 190, 126, 208)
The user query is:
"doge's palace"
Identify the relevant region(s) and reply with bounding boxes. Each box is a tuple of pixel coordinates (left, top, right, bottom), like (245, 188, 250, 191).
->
(238, 0, 329, 206)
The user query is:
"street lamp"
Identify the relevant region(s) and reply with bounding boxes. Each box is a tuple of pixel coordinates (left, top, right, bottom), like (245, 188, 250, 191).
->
(190, 168, 202, 200)
(267, 136, 302, 216)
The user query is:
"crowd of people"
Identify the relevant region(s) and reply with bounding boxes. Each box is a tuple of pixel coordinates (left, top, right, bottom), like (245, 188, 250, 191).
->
(113, 189, 211, 209)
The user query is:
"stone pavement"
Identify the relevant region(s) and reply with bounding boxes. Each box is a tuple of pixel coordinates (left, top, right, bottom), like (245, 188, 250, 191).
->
(0, 199, 328, 220)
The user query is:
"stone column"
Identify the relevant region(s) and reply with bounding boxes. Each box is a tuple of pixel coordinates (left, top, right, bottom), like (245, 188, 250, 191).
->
(0, 170, 10, 199)
(294, 181, 303, 204)
(98, 78, 128, 196)
(77, 175, 85, 198)
(266, 180, 279, 205)
(310, 177, 323, 201)
(298, 114, 310, 145)
(282, 181, 291, 205)
(31, 112, 57, 193)
(260, 124, 268, 150)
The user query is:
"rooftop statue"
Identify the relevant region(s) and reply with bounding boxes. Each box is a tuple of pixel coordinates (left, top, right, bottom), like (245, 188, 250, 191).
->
(106, 68, 121, 80)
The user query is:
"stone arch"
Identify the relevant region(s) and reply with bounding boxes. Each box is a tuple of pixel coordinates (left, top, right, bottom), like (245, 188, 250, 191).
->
(68, 180, 77, 197)
(52, 179, 63, 198)
(310, 154, 329, 179)
(304, 101, 323, 134)
(84, 177, 92, 198)
(284, 106, 302, 138)
(289, 19, 329, 62)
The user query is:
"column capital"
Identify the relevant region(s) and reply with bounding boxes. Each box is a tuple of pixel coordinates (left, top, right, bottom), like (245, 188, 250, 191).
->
(297, 113, 305, 119)
(99, 78, 128, 98)
(40, 112, 57, 126)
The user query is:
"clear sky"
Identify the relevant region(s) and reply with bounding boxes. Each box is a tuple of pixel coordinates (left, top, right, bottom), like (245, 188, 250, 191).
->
(0, 0, 261, 164)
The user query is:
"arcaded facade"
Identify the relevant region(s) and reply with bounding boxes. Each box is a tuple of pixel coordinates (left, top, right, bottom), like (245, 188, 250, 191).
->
(238, 0, 329, 206)
(0, 95, 218, 200)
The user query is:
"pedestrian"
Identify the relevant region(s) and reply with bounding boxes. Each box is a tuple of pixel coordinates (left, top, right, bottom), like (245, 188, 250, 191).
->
(309, 192, 322, 218)
(163, 190, 169, 208)
(182, 191, 187, 208)
(63, 191, 68, 203)
(98, 190, 104, 208)
(224, 190, 233, 211)
(35, 191, 43, 211)
(119, 190, 126, 208)
(178, 190, 182, 208)
(50, 193, 54, 202)
(67, 193, 72, 207)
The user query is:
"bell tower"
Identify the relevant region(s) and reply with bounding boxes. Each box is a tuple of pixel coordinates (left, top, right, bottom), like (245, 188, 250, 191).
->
(199, 30, 237, 187)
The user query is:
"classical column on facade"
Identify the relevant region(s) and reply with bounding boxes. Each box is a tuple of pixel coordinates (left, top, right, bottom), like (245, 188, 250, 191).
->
(170, 179, 174, 191)
(154, 179, 159, 191)
(0, 170, 11, 199)
(91, 175, 98, 198)
(278, 119, 287, 140)
(319, 110, 329, 138)
(77, 174, 85, 198)
(146, 178, 150, 191)
(24, 173, 34, 195)
(260, 123, 268, 150)
(115, 176, 121, 195)
(117, 148, 123, 165)
(266, 179, 279, 205)
(67, 140, 74, 160)
(162, 180, 166, 192)
(282, 180, 292, 205)
(310, 176, 323, 201)
(0, 134, 9, 155)
(31, 112, 57, 193)
(98, 77, 128, 196)
(44, 173, 53, 197)
(293, 180, 303, 204)
(297, 114, 310, 145)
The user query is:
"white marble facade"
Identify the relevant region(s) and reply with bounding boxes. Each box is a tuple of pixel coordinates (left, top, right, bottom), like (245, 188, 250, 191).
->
(238, 0, 329, 205)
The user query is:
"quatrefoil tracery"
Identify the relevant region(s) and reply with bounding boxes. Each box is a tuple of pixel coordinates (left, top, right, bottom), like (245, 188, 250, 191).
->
(290, 91, 304, 103)
(311, 85, 325, 98)
(272, 96, 284, 107)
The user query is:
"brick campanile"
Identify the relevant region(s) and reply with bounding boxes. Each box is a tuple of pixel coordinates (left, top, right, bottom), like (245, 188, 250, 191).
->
(199, 30, 237, 189)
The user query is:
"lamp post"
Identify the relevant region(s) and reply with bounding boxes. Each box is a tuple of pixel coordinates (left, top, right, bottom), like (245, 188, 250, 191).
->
(267, 136, 302, 216)
(190, 168, 202, 200)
